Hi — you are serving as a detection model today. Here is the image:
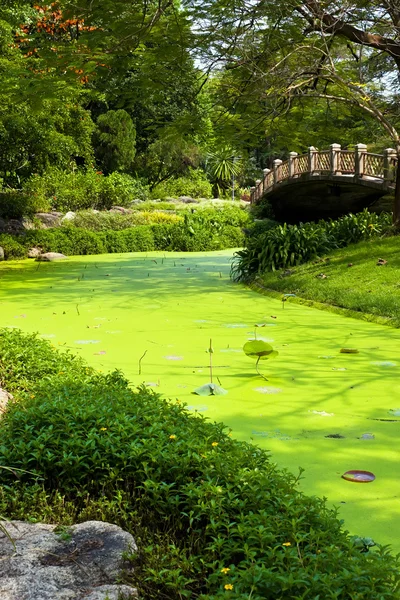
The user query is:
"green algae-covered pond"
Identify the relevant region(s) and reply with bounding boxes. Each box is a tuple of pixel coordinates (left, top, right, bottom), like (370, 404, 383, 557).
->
(1, 250, 399, 549)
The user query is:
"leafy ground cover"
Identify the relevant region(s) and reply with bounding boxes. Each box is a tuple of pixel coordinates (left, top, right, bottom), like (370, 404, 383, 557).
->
(257, 236, 400, 327)
(0, 327, 399, 599)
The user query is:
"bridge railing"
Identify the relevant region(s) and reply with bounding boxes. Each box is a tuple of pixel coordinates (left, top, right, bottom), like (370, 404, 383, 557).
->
(250, 144, 398, 203)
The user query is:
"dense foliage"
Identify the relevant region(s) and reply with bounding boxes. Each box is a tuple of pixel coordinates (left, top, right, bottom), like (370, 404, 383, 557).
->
(232, 210, 393, 281)
(0, 328, 398, 599)
(0, 222, 246, 260)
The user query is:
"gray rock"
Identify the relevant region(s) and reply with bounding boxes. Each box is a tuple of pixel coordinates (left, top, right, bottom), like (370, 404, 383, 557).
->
(21, 217, 35, 230)
(0, 520, 138, 600)
(61, 211, 76, 222)
(34, 213, 64, 229)
(0, 388, 12, 413)
(6, 219, 25, 232)
(27, 247, 41, 259)
(0, 247, 4, 261)
(84, 585, 137, 600)
(0, 218, 6, 232)
(36, 252, 68, 262)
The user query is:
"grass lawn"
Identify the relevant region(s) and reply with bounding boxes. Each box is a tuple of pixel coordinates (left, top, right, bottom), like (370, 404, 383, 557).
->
(258, 236, 400, 327)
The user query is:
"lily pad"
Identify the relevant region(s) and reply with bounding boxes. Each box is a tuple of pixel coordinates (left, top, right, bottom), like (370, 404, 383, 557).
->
(194, 383, 228, 396)
(243, 340, 278, 360)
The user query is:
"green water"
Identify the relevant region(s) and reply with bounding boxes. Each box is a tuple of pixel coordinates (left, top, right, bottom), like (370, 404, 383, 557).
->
(1, 250, 399, 549)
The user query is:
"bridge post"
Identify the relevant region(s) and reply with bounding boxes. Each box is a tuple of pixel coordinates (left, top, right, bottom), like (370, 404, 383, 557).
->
(308, 146, 317, 173)
(330, 143, 341, 175)
(262, 168, 271, 193)
(355, 143, 367, 179)
(255, 179, 262, 201)
(288, 152, 298, 178)
(384, 148, 397, 187)
(273, 159, 283, 185)
(250, 186, 256, 204)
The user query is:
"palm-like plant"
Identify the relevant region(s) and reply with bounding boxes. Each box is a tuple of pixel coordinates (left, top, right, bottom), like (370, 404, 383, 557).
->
(207, 147, 242, 197)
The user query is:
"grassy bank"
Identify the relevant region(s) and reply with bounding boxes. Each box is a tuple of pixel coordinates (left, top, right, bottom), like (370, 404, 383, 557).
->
(0, 328, 399, 599)
(257, 236, 400, 327)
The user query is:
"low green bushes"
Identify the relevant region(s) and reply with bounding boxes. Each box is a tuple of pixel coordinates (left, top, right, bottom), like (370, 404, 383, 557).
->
(0, 190, 45, 219)
(0, 204, 249, 258)
(232, 210, 393, 281)
(0, 222, 245, 258)
(151, 168, 213, 199)
(20, 169, 151, 215)
(0, 328, 398, 599)
(71, 209, 182, 231)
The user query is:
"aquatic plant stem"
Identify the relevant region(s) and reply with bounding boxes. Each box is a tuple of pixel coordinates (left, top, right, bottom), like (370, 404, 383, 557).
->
(138, 350, 148, 375)
(255, 356, 268, 381)
(209, 338, 213, 384)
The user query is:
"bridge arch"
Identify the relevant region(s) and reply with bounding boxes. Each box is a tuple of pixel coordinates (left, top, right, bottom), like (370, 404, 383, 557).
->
(250, 144, 397, 222)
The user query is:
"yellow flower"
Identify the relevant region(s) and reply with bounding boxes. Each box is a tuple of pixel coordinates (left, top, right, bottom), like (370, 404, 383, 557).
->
(220, 567, 230, 575)
(30, 394, 35, 398)
(212, 442, 219, 447)
(282, 542, 291, 547)
(100, 427, 107, 431)
(224, 584, 233, 591)
(169, 434, 176, 440)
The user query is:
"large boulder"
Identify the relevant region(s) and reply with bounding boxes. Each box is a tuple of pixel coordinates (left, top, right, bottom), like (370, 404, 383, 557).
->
(0, 247, 4, 261)
(34, 212, 64, 229)
(36, 253, 68, 262)
(27, 247, 41, 259)
(0, 520, 138, 600)
(61, 211, 76, 223)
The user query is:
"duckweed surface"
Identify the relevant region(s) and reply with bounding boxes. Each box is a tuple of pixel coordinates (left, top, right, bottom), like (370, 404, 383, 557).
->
(1, 250, 399, 548)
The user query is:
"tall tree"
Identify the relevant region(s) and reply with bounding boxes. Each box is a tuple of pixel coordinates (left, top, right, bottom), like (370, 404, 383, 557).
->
(190, 0, 400, 221)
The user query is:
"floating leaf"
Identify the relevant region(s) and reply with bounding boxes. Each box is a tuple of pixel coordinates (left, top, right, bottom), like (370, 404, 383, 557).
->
(388, 409, 400, 417)
(243, 340, 278, 360)
(194, 383, 228, 396)
(340, 348, 359, 354)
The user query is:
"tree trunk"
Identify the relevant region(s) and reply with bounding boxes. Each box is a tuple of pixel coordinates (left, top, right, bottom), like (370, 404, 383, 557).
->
(393, 150, 400, 227)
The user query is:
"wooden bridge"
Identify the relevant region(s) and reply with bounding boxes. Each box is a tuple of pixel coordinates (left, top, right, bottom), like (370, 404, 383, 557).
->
(250, 144, 397, 222)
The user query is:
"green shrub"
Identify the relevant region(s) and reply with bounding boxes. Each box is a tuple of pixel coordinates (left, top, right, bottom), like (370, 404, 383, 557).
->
(23, 169, 150, 212)
(0, 189, 49, 219)
(97, 172, 150, 204)
(25, 227, 106, 255)
(232, 210, 393, 281)
(0, 328, 398, 600)
(118, 226, 155, 252)
(0, 234, 26, 259)
(183, 204, 251, 230)
(72, 209, 182, 231)
(151, 169, 212, 199)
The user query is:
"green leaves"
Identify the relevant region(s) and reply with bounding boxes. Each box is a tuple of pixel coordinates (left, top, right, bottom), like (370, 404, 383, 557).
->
(232, 210, 392, 281)
(243, 340, 277, 360)
(193, 383, 228, 396)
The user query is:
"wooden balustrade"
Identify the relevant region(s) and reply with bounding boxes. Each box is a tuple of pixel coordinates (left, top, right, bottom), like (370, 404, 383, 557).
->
(250, 144, 398, 203)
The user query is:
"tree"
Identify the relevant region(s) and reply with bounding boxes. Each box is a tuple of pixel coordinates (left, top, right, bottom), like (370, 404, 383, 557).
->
(190, 0, 400, 221)
(94, 110, 136, 174)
